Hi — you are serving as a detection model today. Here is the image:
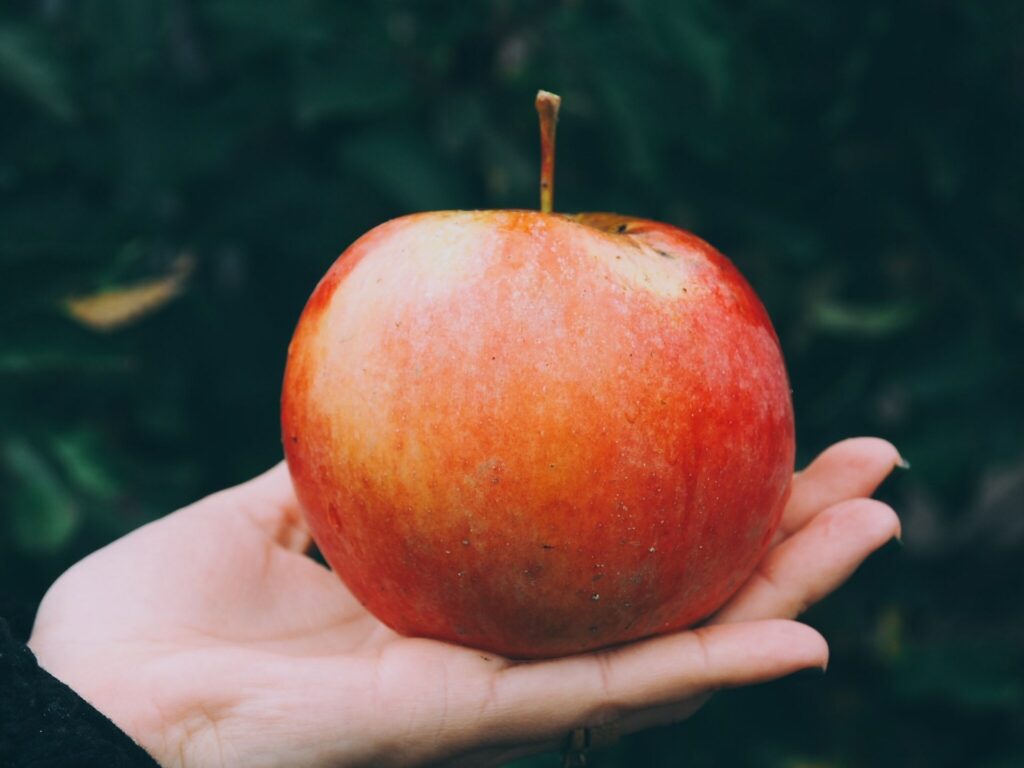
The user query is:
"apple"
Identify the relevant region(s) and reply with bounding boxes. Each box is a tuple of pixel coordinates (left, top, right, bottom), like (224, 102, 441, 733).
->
(281, 92, 794, 659)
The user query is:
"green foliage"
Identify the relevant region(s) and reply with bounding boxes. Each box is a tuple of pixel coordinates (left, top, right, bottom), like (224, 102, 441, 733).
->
(3, 437, 79, 552)
(0, 24, 76, 120)
(2, 0, 1023, 764)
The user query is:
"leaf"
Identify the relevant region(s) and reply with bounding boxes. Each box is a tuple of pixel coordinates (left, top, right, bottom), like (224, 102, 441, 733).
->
(0, 25, 76, 121)
(0, 350, 134, 374)
(63, 254, 194, 331)
(50, 430, 120, 502)
(2, 438, 79, 554)
(811, 299, 919, 337)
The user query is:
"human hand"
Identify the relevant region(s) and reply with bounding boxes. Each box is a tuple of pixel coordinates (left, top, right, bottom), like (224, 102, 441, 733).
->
(28, 438, 902, 767)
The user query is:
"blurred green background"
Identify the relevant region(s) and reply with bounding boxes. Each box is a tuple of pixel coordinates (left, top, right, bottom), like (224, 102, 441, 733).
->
(2, 1, 1022, 766)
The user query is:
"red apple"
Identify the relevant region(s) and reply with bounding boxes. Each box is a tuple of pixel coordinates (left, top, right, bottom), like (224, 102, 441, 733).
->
(281, 92, 794, 658)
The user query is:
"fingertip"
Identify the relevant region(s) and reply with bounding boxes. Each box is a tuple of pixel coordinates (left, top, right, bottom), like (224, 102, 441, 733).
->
(855, 498, 902, 545)
(708, 620, 829, 677)
(771, 620, 830, 672)
(881, 503, 902, 544)
(811, 498, 902, 556)
(774, 618, 828, 651)
(821, 436, 902, 472)
(808, 626, 830, 672)
(855, 436, 908, 475)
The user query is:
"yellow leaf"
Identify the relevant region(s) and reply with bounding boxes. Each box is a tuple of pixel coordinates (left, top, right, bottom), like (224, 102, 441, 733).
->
(64, 255, 193, 331)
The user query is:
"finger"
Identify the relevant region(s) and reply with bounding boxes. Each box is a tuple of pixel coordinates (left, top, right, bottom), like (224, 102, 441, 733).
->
(225, 461, 312, 552)
(778, 437, 904, 544)
(712, 498, 900, 625)
(614, 691, 712, 736)
(466, 619, 827, 750)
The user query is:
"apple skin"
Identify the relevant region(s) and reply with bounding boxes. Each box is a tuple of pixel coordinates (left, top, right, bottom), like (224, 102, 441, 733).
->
(282, 210, 794, 659)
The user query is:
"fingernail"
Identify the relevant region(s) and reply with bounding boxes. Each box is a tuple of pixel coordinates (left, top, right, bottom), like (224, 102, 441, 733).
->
(793, 666, 827, 681)
(882, 534, 904, 553)
(895, 455, 911, 470)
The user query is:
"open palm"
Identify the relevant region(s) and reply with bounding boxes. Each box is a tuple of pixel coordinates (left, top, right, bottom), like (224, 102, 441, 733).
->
(29, 438, 902, 767)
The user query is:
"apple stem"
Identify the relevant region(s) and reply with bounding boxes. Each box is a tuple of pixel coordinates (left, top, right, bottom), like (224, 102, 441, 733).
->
(535, 89, 561, 214)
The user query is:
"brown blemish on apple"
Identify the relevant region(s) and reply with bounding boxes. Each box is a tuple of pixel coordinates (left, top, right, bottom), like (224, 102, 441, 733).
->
(565, 212, 635, 234)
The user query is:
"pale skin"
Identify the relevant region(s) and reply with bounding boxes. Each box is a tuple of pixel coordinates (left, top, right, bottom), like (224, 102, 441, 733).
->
(28, 438, 902, 767)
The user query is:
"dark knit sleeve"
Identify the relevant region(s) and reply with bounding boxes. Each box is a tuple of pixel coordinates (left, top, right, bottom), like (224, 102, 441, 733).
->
(0, 618, 161, 768)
